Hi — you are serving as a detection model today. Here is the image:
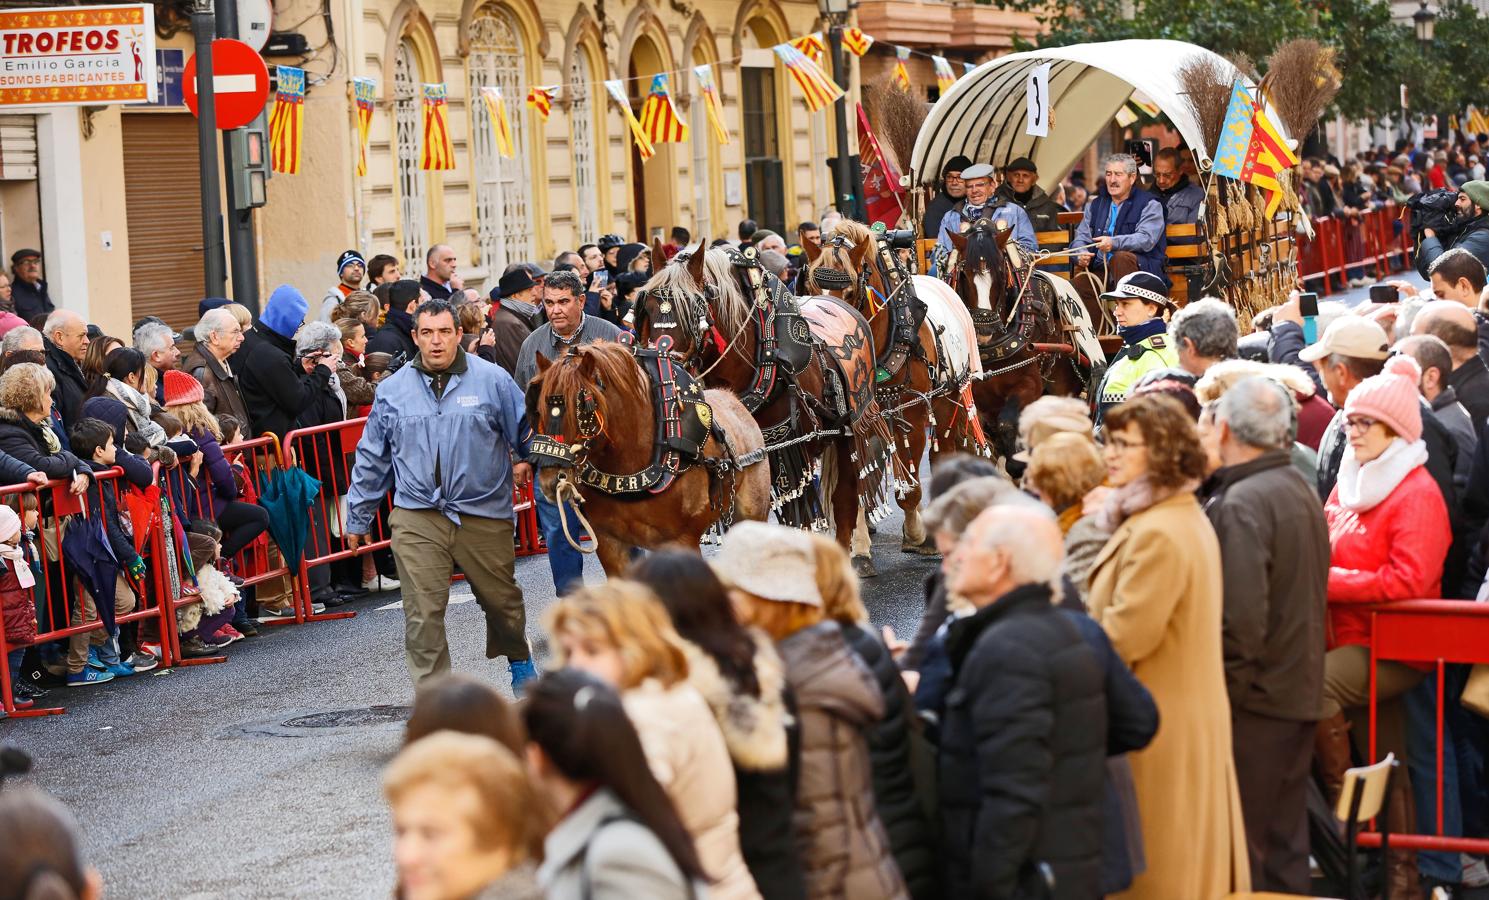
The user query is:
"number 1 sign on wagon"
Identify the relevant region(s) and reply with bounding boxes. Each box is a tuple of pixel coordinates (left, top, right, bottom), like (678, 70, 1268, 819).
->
(183, 38, 270, 131)
(0, 4, 157, 107)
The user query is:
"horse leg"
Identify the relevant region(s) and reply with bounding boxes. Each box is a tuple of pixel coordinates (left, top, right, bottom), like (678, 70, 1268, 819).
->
(835, 441, 875, 578)
(898, 410, 935, 555)
(594, 538, 632, 580)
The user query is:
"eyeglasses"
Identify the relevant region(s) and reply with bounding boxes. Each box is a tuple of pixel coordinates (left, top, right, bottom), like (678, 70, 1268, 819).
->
(1103, 436, 1146, 452)
(1344, 416, 1381, 434)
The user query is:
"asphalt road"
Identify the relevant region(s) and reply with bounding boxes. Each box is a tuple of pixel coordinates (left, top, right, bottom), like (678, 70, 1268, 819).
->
(1, 501, 937, 900)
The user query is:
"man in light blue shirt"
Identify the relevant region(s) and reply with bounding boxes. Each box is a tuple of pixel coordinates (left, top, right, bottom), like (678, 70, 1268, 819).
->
(1072, 153, 1169, 309)
(936, 162, 1037, 261)
(345, 297, 537, 691)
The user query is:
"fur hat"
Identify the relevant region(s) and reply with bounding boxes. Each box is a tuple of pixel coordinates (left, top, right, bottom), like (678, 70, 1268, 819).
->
(1344, 355, 1424, 443)
(711, 521, 822, 607)
(162, 370, 204, 408)
(261, 284, 309, 340)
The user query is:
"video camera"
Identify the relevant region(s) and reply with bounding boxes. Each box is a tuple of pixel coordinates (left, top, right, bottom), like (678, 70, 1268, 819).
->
(877, 229, 917, 250)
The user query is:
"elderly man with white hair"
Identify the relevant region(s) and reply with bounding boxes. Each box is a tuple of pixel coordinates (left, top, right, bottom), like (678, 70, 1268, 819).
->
(938, 503, 1117, 900)
(183, 307, 250, 427)
(42, 309, 89, 428)
(1198, 376, 1329, 894)
(1170, 297, 1239, 378)
(133, 319, 180, 406)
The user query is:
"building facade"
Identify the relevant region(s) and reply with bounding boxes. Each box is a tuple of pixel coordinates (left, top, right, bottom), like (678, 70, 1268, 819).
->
(1, 0, 1037, 333)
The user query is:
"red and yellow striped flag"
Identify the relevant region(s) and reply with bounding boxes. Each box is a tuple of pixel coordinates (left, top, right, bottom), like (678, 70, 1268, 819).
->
(352, 76, 375, 177)
(605, 79, 655, 162)
(693, 64, 731, 144)
(526, 84, 557, 122)
(773, 42, 844, 113)
(639, 73, 688, 143)
(791, 31, 824, 65)
(892, 46, 911, 92)
(268, 65, 305, 175)
(932, 55, 955, 95)
(420, 83, 455, 171)
(479, 86, 514, 158)
(842, 27, 874, 57)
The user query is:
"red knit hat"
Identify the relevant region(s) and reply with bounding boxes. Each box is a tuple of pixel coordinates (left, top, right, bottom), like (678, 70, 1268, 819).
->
(162, 369, 204, 408)
(1343, 355, 1423, 443)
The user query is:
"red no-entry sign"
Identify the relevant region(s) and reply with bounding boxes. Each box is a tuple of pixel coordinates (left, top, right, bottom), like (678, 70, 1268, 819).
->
(184, 38, 270, 131)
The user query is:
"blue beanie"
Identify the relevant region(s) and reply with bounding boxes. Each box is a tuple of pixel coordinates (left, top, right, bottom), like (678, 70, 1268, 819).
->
(198, 296, 232, 317)
(261, 284, 307, 339)
(81, 396, 130, 447)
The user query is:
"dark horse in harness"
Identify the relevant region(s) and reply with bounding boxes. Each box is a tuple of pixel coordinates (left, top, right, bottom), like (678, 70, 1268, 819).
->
(632, 244, 899, 557)
(946, 218, 1101, 459)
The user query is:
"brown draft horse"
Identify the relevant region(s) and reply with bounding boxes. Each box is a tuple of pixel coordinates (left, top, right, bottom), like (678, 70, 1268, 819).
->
(631, 244, 895, 555)
(946, 218, 1098, 459)
(802, 220, 987, 563)
(528, 340, 771, 575)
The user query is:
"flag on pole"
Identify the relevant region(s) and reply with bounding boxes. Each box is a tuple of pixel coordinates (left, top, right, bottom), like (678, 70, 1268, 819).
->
(694, 64, 731, 145)
(1212, 80, 1299, 216)
(932, 55, 955, 94)
(639, 73, 688, 143)
(773, 43, 845, 113)
(352, 76, 375, 178)
(526, 85, 557, 122)
(892, 46, 911, 91)
(605, 79, 655, 162)
(791, 31, 825, 65)
(268, 65, 305, 175)
(479, 86, 514, 158)
(857, 102, 904, 229)
(420, 83, 456, 170)
(1213, 81, 1258, 181)
(841, 27, 874, 57)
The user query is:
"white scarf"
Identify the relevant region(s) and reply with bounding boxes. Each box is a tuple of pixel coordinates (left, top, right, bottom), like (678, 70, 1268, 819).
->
(0, 506, 33, 589)
(1336, 437, 1428, 513)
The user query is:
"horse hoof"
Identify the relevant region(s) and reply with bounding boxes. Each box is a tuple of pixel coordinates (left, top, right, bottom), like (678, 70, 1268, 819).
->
(900, 536, 941, 557)
(851, 555, 878, 579)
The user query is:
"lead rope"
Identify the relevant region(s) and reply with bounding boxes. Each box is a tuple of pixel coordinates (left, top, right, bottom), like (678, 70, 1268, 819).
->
(552, 475, 598, 554)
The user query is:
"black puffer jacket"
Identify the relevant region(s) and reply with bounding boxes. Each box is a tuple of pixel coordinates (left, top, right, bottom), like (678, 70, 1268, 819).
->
(940, 582, 1107, 900)
(0, 407, 87, 481)
(840, 623, 940, 900)
(232, 326, 332, 441)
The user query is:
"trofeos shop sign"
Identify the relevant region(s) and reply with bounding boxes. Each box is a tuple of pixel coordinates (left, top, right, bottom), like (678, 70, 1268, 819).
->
(0, 4, 156, 107)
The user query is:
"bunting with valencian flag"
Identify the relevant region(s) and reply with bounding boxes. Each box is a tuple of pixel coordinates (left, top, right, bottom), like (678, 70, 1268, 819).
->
(268, 65, 305, 175)
(1213, 80, 1300, 216)
(892, 46, 911, 91)
(605, 79, 655, 161)
(932, 55, 955, 94)
(479, 86, 515, 158)
(694, 64, 731, 145)
(526, 84, 557, 122)
(352, 76, 375, 177)
(774, 42, 844, 113)
(841, 27, 874, 57)
(420, 83, 456, 170)
(639, 73, 688, 143)
(791, 31, 824, 65)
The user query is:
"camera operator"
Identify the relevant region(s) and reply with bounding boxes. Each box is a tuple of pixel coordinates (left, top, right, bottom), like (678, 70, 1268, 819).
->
(1418, 181, 1489, 279)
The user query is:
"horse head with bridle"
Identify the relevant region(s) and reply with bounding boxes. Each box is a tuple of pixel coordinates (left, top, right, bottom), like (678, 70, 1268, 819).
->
(631, 242, 900, 567)
(946, 217, 1091, 459)
(527, 337, 769, 574)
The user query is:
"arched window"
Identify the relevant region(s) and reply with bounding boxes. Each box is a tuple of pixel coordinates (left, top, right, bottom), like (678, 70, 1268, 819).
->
(393, 40, 427, 268)
(569, 49, 600, 245)
(467, 7, 533, 269)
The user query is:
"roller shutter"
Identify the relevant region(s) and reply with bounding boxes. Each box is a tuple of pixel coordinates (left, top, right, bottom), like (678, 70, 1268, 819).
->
(122, 113, 205, 332)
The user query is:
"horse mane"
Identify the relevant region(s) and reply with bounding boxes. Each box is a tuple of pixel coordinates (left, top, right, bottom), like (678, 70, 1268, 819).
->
(700, 248, 750, 336)
(536, 341, 648, 440)
(963, 220, 1006, 280)
(805, 218, 873, 296)
(637, 255, 709, 345)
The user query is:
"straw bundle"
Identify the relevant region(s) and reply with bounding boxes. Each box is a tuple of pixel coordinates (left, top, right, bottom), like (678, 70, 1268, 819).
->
(863, 79, 926, 177)
(1177, 54, 1233, 157)
(1262, 39, 1341, 142)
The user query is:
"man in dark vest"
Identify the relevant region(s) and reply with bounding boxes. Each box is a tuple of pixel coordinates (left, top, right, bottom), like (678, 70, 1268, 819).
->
(1072, 152, 1167, 311)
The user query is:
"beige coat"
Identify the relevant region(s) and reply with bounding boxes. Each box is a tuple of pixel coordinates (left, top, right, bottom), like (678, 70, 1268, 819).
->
(1087, 491, 1251, 900)
(623, 679, 762, 900)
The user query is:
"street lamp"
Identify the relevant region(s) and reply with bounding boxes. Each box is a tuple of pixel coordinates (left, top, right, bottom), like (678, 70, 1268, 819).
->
(818, 0, 859, 220)
(1414, 1, 1436, 47)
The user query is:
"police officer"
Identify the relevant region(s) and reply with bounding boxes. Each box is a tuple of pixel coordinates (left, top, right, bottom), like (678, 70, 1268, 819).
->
(1094, 271, 1179, 424)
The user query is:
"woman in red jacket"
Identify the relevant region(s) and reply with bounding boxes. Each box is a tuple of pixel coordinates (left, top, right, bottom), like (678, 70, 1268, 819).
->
(1318, 354, 1449, 897)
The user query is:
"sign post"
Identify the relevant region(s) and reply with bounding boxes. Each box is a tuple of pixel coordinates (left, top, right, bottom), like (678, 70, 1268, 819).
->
(216, 0, 260, 314)
(191, 0, 227, 300)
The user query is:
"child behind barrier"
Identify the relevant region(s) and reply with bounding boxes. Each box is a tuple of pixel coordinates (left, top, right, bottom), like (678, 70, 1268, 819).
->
(1, 499, 39, 710)
(217, 415, 295, 619)
(65, 418, 148, 688)
(177, 521, 243, 654)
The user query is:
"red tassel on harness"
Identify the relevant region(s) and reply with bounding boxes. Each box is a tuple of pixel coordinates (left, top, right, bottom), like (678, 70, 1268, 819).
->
(708, 327, 727, 355)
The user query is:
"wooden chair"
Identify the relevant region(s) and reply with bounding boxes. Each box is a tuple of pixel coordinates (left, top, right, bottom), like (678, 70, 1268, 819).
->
(915, 238, 938, 275)
(1035, 229, 1074, 279)
(1165, 222, 1204, 305)
(1338, 753, 1400, 900)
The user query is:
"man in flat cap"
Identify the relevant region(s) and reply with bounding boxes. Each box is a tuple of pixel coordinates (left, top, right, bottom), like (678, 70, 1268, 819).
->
(935, 162, 1036, 262)
(995, 157, 1064, 231)
(9, 249, 54, 321)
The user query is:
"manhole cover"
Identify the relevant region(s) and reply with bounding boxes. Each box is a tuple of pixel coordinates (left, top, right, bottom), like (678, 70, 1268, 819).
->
(282, 705, 411, 729)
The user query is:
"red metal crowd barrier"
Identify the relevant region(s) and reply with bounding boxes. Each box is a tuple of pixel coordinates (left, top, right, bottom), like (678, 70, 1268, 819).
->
(1298, 207, 1415, 293)
(0, 467, 178, 718)
(1, 418, 545, 718)
(1354, 599, 1489, 855)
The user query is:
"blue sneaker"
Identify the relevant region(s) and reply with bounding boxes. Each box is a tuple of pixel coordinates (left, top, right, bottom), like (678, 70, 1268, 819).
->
(66, 668, 116, 688)
(509, 658, 538, 696)
(102, 660, 135, 678)
(86, 645, 108, 671)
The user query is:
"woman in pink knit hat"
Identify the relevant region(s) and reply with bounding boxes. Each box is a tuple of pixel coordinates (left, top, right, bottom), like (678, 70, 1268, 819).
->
(1317, 354, 1450, 896)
